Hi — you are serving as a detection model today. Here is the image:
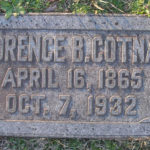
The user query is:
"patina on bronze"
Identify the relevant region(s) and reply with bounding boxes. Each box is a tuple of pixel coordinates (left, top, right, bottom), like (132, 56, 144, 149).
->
(0, 14, 150, 138)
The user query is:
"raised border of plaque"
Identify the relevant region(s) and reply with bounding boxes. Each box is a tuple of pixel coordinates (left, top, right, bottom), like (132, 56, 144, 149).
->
(0, 14, 150, 138)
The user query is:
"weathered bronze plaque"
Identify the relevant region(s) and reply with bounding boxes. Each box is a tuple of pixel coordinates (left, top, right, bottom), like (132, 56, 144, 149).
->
(0, 14, 150, 138)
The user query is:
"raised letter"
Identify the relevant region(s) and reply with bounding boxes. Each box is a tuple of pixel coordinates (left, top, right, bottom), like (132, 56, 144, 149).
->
(87, 95, 94, 116)
(59, 95, 72, 117)
(105, 36, 116, 63)
(0, 36, 4, 60)
(31, 95, 45, 115)
(95, 95, 107, 116)
(92, 37, 103, 62)
(6, 94, 17, 113)
(131, 69, 142, 89)
(54, 36, 66, 62)
(19, 94, 30, 114)
(5, 36, 16, 61)
(1, 68, 16, 88)
(72, 36, 84, 62)
(145, 37, 150, 63)
(74, 68, 85, 88)
(125, 95, 137, 116)
(18, 36, 28, 62)
(105, 69, 116, 89)
(132, 37, 144, 63)
(17, 68, 28, 87)
(28, 35, 41, 62)
(110, 96, 122, 116)
(48, 68, 59, 88)
(98, 69, 104, 89)
(118, 69, 129, 89)
(117, 37, 132, 63)
(42, 36, 53, 62)
(30, 68, 40, 88)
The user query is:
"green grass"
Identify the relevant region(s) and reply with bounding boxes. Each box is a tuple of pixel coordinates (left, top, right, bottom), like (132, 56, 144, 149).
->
(57, 0, 126, 14)
(0, 0, 49, 18)
(0, 138, 150, 150)
(132, 0, 150, 16)
(0, 0, 150, 18)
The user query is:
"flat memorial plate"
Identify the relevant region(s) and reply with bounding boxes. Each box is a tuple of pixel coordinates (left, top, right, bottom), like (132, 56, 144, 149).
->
(0, 14, 150, 138)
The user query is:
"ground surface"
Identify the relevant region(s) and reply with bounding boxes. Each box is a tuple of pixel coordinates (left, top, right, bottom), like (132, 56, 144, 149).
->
(1, 137, 150, 150)
(0, 0, 150, 18)
(0, 0, 150, 150)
